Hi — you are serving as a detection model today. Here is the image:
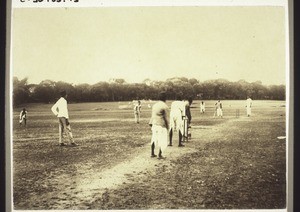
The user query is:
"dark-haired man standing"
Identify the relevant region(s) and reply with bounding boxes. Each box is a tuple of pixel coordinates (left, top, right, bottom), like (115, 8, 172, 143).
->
(51, 90, 78, 146)
(149, 92, 169, 159)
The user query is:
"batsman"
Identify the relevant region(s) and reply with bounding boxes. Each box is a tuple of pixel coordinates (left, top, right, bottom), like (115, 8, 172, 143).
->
(183, 97, 193, 142)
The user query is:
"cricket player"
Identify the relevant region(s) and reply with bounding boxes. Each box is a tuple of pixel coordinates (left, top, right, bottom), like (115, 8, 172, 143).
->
(19, 108, 27, 126)
(215, 99, 223, 118)
(200, 101, 205, 113)
(246, 96, 252, 117)
(133, 100, 141, 123)
(149, 92, 169, 159)
(184, 97, 193, 140)
(169, 96, 186, 147)
(51, 90, 78, 146)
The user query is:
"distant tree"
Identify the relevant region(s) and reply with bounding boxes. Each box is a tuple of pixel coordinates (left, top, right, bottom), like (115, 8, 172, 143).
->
(31, 80, 56, 103)
(13, 77, 30, 107)
(74, 83, 91, 102)
(13, 77, 286, 103)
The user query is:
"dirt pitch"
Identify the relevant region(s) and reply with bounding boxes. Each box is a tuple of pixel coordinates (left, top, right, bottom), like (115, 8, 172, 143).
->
(12, 100, 287, 210)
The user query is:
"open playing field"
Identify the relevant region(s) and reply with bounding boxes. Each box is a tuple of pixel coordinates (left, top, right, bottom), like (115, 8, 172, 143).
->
(12, 100, 287, 210)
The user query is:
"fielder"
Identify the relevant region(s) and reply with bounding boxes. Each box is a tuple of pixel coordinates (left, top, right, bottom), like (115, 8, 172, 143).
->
(200, 101, 205, 113)
(149, 92, 169, 159)
(215, 99, 223, 118)
(51, 90, 78, 146)
(133, 100, 141, 123)
(19, 108, 27, 126)
(246, 96, 252, 117)
(169, 96, 186, 147)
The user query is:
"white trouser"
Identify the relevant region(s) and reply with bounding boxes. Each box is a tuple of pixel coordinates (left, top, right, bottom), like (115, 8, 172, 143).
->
(246, 107, 251, 116)
(217, 108, 223, 117)
(134, 112, 140, 123)
(19, 115, 26, 124)
(151, 125, 168, 154)
(200, 106, 205, 113)
(169, 109, 183, 133)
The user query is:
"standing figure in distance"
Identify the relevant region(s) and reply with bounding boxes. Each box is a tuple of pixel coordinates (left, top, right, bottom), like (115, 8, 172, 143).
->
(133, 100, 142, 123)
(51, 90, 78, 146)
(19, 108, 27, 126)
(246, 96, 252, 117)
(149, 92, 170, 159)
(200, 101, 205, 113)
(215, 99, 223, 118)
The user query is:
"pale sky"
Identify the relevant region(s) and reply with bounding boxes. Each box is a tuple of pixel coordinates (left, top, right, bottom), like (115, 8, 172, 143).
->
(12, 6, 286, 85)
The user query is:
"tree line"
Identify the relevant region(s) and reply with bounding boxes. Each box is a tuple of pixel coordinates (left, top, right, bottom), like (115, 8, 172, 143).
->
(13, 77, 285, 107)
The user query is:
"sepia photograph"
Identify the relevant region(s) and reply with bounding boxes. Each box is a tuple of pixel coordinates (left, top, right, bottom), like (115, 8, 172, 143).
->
(8, 0, 291, 211)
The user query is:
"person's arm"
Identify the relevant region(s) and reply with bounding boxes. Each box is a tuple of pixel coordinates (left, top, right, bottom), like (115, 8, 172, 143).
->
(51, 100, 59, 116)
(186, 106, 192, 124)
(163, 107, 170, 130)
(19, 111, 22, 120)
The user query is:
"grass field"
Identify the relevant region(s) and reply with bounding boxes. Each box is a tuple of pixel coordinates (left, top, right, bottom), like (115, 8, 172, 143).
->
(12, 100, 287, 210)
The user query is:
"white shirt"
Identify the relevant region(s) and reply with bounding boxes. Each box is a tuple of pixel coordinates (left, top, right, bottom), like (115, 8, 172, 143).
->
(151, 101, 169, 128)
(170, 100, 186, 116)
(216, 101, 222, 109)
(51, 97, 69, 119)
(134, 104, 141, 113)
(19, 110, 27, 119)
(246, 98, 252, 107)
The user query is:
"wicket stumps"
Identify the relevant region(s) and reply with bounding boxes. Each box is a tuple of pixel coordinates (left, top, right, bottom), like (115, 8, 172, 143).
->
(183, 117, 189, 142)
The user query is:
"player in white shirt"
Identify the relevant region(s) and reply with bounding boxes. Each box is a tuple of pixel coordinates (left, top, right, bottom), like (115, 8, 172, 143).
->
(149, 92, 169, 159)
(246, 96, 252, 117)
(51, 90, 78, 146)
(133, 100, 141, 123)
(19, 108, 27, 126)
(215, 99, 223, 118)
(168, 96, 186, 147)
(200, 101, 205, 113)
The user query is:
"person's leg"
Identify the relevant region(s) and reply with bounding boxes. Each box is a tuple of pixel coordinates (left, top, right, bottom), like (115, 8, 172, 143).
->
(158, 149, 162, 157)
(151, 126, 157, 157)
(178, 130, 184, 146)
(169, 128, 173, 146)
(58, 118, 64, 145)
(65, 119, 76, 144)
(24, 118, 27, 126)
(158, 127, 168, 159)
(151, 142, 156, 157)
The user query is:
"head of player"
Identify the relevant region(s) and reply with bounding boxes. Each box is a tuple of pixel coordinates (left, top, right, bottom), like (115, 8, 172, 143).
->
(158, 91, 167, 102)
(60, 90, 67, 99)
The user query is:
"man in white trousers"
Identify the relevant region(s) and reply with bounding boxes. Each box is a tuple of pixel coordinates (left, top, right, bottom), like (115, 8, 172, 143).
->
(246, 96, 252, 117)
(51, 90, 78, 146)
(200, 101, 205, 113)
(215, 99, 223, 118)
(168, 95, 186, 147)
(149, 92, 170, 159)
(133, 100, 141, 123)
(19, 108, 28, 126)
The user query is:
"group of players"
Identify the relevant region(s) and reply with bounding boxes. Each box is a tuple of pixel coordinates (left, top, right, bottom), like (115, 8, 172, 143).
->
(134, 94, 252, 159)
(18, 90, 252, 157)
(147, 92, 193, 159)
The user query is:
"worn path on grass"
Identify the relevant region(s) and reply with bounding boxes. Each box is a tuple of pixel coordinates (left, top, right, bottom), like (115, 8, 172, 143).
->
(23, 117, 241, 210)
